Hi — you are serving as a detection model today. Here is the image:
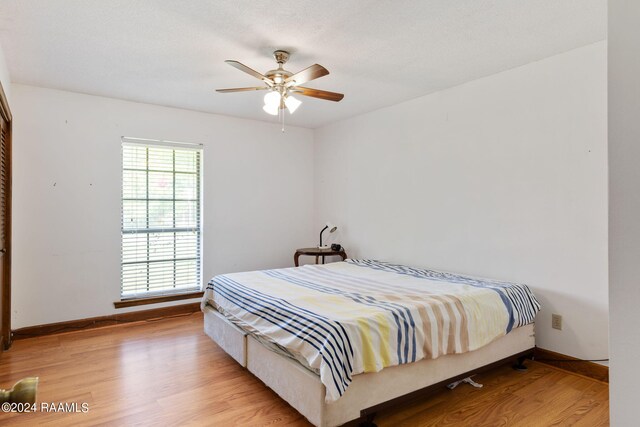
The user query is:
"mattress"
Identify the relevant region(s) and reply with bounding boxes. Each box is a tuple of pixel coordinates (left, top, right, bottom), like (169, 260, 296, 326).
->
(202, 259, 540, 402)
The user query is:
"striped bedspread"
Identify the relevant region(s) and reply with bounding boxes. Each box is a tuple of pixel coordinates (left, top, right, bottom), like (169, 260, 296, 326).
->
(203, 259, 540, 402)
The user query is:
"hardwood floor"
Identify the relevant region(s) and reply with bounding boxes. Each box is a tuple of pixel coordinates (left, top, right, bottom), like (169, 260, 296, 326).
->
(0, 312, 609, 426)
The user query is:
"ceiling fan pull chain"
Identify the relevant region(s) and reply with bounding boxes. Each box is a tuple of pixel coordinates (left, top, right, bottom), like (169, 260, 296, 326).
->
(281, 105, 285, 133)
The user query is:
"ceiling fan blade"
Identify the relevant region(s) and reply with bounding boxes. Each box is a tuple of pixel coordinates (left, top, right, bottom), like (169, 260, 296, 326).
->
(292, 87, 344, 102)
(285, 64, 329, 86)
(225, 60, 273, 84)
(216, 87, 268, 93)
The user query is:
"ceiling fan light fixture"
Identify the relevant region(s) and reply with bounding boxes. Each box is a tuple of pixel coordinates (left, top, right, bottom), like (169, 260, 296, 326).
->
(285, 95, 302, 114)
(263, 103, 279, 116)
(264, 91, 281, 108)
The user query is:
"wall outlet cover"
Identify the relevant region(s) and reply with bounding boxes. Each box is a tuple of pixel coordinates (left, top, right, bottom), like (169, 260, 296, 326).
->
(552, 313, 563, 330)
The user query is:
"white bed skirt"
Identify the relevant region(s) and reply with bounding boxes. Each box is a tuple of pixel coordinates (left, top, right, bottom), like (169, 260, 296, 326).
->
(203, 305, 535, 427)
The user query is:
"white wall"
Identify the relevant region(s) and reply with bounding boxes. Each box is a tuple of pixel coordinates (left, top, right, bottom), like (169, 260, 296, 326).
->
(609, 1, 640, 424)
(314, 42, 608, 360)
(11, 84, 314, 328)
(0, 40, 10, 102)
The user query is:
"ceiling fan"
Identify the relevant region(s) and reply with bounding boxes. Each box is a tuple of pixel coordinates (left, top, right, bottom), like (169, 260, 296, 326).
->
(216, 50, 344, 116)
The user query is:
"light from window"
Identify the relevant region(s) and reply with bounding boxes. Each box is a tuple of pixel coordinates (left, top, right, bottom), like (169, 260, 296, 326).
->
(121, 138, 202, 298)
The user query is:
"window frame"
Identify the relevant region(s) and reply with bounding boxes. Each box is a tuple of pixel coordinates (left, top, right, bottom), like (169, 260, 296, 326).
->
(118, 137, 203, 304)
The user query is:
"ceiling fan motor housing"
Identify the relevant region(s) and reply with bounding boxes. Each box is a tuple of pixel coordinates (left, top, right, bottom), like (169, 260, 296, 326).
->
(266, 51, 293, 84)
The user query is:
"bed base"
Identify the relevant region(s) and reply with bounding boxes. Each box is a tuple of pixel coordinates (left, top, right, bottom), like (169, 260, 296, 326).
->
(203, 305, 535, 427)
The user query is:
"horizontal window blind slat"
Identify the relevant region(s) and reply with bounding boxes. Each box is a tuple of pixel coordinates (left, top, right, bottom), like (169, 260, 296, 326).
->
(122, 227, 200, 234)
(122, 198, 200, 202)
(122, 257, 198, 266)
(121, 140, 202, 297)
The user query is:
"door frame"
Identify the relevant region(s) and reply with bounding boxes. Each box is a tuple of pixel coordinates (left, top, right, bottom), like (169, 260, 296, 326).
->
(0, 81, 12, 350)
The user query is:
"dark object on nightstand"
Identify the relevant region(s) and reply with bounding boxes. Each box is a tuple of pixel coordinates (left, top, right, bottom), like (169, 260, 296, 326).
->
(331, 243, 342, 251)
(294, 247, 347, 267)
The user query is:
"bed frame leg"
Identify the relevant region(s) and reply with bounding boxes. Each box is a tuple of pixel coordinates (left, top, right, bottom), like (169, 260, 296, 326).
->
(512, 355, 528, 372)
(359, 413, 377, 427)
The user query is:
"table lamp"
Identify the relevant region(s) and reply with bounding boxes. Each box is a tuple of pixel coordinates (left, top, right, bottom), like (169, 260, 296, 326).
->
(318, 222, 337, 249)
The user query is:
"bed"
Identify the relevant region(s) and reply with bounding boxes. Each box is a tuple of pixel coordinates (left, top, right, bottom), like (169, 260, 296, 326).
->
(201, 259, 540, 426)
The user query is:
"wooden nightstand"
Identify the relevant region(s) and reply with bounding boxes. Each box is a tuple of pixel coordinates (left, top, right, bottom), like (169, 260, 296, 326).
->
(294, 247, 348, 267)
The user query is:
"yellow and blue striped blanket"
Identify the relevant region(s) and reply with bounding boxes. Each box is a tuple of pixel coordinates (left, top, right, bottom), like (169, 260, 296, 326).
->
(204, 259, 540, 402)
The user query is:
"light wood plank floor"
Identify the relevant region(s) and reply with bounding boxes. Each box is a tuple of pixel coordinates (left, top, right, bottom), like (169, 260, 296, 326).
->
(0, 312, 609, 426)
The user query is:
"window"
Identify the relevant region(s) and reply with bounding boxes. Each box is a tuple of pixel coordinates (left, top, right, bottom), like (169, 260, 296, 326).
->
(121, 138, 202, 299)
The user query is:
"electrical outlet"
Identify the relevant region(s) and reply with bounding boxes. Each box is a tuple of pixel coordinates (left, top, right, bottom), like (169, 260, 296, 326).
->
(552, 313, 562, 330)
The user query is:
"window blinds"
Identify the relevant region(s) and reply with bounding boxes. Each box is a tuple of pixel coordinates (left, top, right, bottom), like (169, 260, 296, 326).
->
(121, 138, 202, 298)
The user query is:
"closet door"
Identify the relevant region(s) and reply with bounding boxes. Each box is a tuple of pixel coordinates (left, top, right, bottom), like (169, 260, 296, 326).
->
(0, 96, 11, 351)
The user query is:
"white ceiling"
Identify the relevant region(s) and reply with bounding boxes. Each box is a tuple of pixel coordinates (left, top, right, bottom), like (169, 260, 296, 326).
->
(0, 1, 606, 129)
